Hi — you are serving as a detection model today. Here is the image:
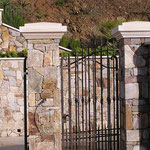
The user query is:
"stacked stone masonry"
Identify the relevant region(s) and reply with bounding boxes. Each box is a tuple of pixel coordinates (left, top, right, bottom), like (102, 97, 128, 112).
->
(0, 58, 24, 137)
(27, 39, 61, 150)
(119, 38, 150, 150)
(0, 25, 27, 52)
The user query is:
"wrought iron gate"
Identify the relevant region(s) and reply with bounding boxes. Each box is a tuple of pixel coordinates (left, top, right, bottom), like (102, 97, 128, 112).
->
(61, 46, 120, 150)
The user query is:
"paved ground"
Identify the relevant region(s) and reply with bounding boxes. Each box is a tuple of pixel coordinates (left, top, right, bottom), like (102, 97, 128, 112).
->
(0, 137, 24, 150)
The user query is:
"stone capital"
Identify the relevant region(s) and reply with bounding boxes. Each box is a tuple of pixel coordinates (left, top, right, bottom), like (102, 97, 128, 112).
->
(20, 22, 67, 40)
(112, 21, 150, 41)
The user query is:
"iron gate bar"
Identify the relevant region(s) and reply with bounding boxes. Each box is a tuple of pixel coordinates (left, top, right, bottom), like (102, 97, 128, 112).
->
(81, 48, 84, 146)
(88, 48, 91, 150)
(112, 46, 116, 150)
(24, 57, 28, 150)
(84, 54, 88, 150)
(77, 55, 81, 149)
(75, 52, 77, 150)
(61, 57, 64, 150)
(115, 56, 119, 150)
(68, 56, 72, 149)
(100, 43, 104, 150)
(107, 41, 111, 150)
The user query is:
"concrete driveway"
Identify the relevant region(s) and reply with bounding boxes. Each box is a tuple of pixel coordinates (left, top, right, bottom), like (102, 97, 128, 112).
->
(0, 137, 24, 150)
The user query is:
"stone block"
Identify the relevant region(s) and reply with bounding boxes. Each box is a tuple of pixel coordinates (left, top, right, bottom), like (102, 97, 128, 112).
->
(125, 105, 133, 130)
(8, 45, 16, 51)
(28, 68, 43, 93)
(15, 41, 22, 47)
(125, 45, 135, 69)
(2, 40, 9, 49)
(1, 26, 7, 32)
(41, 91, 54, 99)
(7, 92, 15, 104)
(125, 83, 139, 99)
(44, 52, 52, 66)
(29, 93, 36, 107)
(42, 81, 56, 90)
(44, 67, 57, 82)
(36, 142, 54, 150)
(0, 67, 4, 79)
(17, 98, 24, 106)
(126, 130, 141, 141)
(28, 43, 33, 50)
(13, 112, 24, 121)
(9, 29, 20, 36)
(3, 70, 16, 76)
(8, 76, 16, 86)
(34, 67, 45, 76)
(0, 81, 9, 95)
(28, 112, 40, 135)
(11, 61, 18, 68)
(42, 98, 54, 107)
(131, 39, 141, 45)
(28, 50, 44, 67)
(2, 30, 9, 41)
(34, 44, 45, 52)
(133, 114, 139, 129)
(17, 70, 22, 80)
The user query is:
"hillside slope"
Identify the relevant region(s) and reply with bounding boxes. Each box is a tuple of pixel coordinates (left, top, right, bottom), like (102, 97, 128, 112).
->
(13, 0, 150, 46)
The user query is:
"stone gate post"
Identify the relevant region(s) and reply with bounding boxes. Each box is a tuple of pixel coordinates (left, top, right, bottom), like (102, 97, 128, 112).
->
(112, 21, 150, 150)
(20, 23, 67, 150)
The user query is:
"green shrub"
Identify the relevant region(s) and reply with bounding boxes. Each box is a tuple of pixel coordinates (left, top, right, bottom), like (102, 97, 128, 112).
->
(6, 51, 18, 57)
(0, 49, 27, 58)
(56, 0, 65, 6)
(18, 48, 27, 57)
(59, 51, 71, 57)
(60, 35, 70, 48)
(98, 20, 123, 40)
(70, 38, 81, 50)
(0, 0, 26, 29)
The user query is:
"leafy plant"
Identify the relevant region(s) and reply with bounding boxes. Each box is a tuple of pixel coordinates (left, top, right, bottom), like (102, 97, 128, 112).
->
(5, 51, 18, 57)
(98, 19, 123, 40)
(56, 0, 66, 6)
(17, 0, 30, 9)
(60, 35, 70, 48)
(0, 0, 26, 29)
(0, 0, 10, 11)
(18, 48, 27, 57)
(0, 49, 27, 58)
(70, 38, 81, 50)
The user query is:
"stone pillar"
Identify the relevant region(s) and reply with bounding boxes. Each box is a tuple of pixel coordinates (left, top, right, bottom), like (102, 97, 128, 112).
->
(20, 23, 67, 150)
(0, 9, 3, 25)
(112, 21, 150, 150)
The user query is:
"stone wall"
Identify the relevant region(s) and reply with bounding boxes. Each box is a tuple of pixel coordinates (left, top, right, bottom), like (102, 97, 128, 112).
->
(0, 24, 27, 52)
(62, 56, 118, 130)
(0, 58, 24, 137)
(119, 38, 150, 150)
